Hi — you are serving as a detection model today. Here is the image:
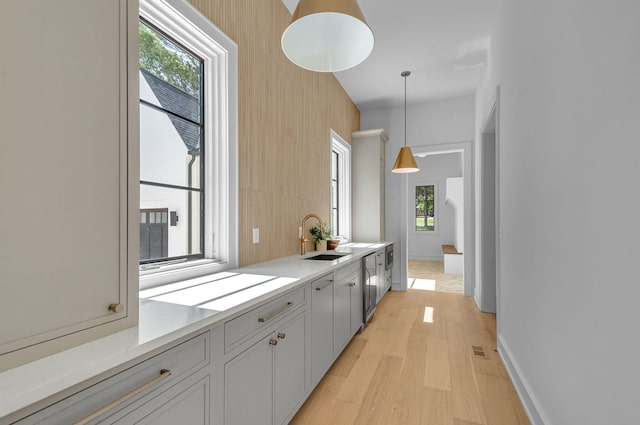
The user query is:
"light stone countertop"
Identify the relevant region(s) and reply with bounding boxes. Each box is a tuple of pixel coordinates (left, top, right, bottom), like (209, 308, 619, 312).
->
(0, 243, 390, 422)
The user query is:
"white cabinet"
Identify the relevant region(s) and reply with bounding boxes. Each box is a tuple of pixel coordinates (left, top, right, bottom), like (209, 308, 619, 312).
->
(15, 333, 210, 425)
(352, 129, 389, 242)
(311, 273, 335, 387)
(224, 288, 309, 425)
(0, 0, 139, 370)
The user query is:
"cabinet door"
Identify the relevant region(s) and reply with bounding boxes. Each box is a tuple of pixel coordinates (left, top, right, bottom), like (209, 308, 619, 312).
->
(350, 272, 364, 336)
(375, 252, 386, 303)
(274, 312, 307, 425)
(109, 372, 210, 425)
(0, 0, 137, 363)
(333, 279, 351, 356)
(225, 334, 274, 425)
(311, 274, 334, 386)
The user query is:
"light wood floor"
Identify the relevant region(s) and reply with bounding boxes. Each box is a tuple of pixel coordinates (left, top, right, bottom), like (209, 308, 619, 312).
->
(408, 260, 463, 294)
(290, 289, 530, 425)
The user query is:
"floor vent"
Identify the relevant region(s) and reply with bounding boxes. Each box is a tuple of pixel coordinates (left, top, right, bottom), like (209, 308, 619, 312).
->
(471, 345, 487, 358)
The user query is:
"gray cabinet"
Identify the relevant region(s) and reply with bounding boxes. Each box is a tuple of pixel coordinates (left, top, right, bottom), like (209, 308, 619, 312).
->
(311, 274, 334, 387)
(375, 250, 387, 303)
(224, 295, 308, 425)
(0, 0, 139, 370)
(15, 333, 210, 425)
(349, 271, 364, 336)
(312, 263, 364, 387)
(333, 277, 352, 355)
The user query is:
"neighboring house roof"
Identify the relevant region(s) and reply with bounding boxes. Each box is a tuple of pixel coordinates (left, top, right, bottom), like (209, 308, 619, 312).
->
(141, 68, 201, 153)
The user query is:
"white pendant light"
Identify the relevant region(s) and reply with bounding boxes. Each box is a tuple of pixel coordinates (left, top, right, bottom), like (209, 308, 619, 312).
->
(392, 71, 420, 173)
(281, 0, 374, 73)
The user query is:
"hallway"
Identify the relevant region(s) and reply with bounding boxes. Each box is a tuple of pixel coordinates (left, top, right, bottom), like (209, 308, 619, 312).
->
(290, 289, 529, 425)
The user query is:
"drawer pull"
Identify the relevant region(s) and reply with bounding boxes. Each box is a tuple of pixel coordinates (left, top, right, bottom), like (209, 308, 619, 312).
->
(258, 302, 294, 323)
(73, 369, 171, 425)
(269, 339, 278, 346)
(277, 332, 286, 339)
(315, 280, 334, 291)
(348, 282, 357, 287)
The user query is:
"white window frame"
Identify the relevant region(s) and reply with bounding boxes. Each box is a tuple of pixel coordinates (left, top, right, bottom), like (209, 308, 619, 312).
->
(412, 181, 439, 235)
(139, 0, 238, 289)
(330, 130, 351, 241)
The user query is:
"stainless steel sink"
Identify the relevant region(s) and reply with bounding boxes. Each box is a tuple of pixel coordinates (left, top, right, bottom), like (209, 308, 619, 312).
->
(305, 253, 349, 261)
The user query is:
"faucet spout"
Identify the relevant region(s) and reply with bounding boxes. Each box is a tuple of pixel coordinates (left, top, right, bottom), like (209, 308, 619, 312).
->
(300, 213, 324, 255)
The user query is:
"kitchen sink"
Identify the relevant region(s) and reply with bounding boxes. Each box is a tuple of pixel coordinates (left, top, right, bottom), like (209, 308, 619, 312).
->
(305, 253, 349, 261)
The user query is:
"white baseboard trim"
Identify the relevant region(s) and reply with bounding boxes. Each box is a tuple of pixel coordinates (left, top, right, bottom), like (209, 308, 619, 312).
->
(497, 335, 550, 425)
(408, 255, 443, 261)
(474, 288, 480, 308)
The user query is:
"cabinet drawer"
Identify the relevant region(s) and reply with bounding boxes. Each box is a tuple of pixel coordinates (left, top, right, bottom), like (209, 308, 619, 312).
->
(16, 332, 210, 425)
(224, 287, 305, 353)
(334, 261, 361, 282)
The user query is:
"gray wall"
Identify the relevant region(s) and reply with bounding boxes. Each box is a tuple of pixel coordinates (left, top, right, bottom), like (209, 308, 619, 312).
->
(476, 1, 640, 424)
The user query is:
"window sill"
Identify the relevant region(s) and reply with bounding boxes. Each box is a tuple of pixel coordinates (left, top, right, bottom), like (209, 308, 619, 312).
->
(139, 258, 230, 290)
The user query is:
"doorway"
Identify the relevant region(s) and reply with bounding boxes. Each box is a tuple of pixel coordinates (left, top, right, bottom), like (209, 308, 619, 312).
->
(477, 89, 500, 313)
(397, 141, 473, 297)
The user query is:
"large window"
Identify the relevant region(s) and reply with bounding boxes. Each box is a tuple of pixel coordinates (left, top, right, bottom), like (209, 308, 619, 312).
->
(139, 20, 204, 264)
(415, 184, 436, 232)
(139, 0, 238, 287)
(331, 131, 351, 239)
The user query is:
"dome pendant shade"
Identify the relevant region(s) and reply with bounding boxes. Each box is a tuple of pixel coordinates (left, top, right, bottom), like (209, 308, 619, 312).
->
(282, 0, 374, 72)
(392, 146, 420, 173)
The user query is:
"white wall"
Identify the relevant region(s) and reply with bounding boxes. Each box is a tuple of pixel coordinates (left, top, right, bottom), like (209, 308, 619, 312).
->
(476, 2, 640, 424)
(408, 152, 462, 260)
(446, 176, 464, 252)
(361, 95, 475, 291)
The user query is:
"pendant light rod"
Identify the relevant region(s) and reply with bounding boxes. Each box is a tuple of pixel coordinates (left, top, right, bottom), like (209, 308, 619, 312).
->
(392, 70, 420, 174)
(402, 70, 410, 147)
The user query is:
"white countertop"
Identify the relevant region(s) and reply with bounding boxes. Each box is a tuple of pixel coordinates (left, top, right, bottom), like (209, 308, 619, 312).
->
(0, 243, 390, 421)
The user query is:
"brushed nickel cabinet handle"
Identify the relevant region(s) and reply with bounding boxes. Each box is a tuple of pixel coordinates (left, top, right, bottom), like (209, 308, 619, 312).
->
(108, 303, 124, 313)
(269, 339, 278, 346)
(258, 302, 294, 323)
(72, 369, 171, 425)
(348, 282, 357, 287)
(277, 332, 286, 339)
(315, 279, 334, 291)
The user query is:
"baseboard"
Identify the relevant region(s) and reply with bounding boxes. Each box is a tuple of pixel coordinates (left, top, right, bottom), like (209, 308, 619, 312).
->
(497, 335, 550, 425)
(474, 287, 480, 308)
(408, 255, 443, 261)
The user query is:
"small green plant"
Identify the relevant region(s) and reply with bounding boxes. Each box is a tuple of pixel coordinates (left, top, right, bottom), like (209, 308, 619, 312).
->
(309, 223, 332, 242)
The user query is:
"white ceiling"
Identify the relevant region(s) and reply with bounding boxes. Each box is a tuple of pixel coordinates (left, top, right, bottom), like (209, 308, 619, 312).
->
(281, 0, 501, 111)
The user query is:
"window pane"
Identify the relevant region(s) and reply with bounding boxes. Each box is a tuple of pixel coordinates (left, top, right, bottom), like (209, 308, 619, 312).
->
(140, 212, 146, 224)
(415, 185, 435, 231)
(140, 184, 203, 260)
(331, 151, 338, 180)
(140, 103, 202, 189)
(139, 21, 202, 124)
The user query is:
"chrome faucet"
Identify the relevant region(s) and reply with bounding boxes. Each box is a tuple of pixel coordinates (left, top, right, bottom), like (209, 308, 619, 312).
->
(300, 214, 324, 255)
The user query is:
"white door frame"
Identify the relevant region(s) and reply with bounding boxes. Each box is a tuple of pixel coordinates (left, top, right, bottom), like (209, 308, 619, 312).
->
(477, 86, 501, 317)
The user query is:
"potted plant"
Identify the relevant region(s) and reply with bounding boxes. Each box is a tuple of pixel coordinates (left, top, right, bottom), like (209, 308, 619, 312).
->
(309, 223, 332, 251)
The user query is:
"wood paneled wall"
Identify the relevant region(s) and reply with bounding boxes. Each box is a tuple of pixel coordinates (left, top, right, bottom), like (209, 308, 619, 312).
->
(188, 0, 360, 266)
